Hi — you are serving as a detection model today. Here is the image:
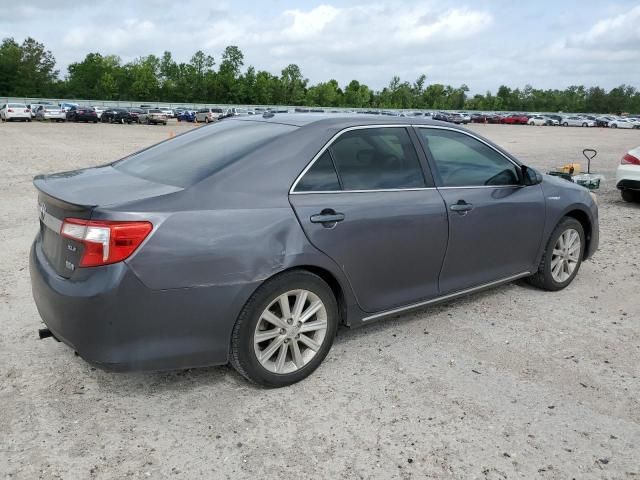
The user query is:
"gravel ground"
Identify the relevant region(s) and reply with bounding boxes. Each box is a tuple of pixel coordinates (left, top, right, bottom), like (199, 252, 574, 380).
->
(1, 120, 639, 479)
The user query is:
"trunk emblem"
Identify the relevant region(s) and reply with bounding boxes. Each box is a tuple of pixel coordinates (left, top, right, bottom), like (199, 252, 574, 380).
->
(38, 202, 46, 221)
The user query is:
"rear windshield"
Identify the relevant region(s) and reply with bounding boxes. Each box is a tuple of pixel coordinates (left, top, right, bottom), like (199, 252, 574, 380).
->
(113, 120, 296, 187)
(9, 103, 26, 107)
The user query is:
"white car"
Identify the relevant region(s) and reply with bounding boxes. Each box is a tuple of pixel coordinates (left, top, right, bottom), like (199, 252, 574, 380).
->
(561, 116, 595, 127)
(91, 106, 105, 119)
(527, 115, 547, 126)
(616, 146, 640, 202)
(159, 108, 174, 118)
(1, 103, 31, 122)
(35, 105, 66, 122)
(609, 118, 638, 129)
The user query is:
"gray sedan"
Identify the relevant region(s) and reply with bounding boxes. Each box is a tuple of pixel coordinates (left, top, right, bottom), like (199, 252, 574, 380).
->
(30, 115, 599, 387)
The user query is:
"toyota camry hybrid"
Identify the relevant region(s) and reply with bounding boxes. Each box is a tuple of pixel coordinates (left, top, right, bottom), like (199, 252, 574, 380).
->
(30, 114, 599, 387)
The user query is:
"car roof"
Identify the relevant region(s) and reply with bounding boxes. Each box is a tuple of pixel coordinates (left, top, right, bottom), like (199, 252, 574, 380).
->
(229, 113, 462, 129)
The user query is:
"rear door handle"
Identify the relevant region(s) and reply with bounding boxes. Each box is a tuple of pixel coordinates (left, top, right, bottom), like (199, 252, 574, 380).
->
(450, 201, 473, 213)
(310, 209, 345, 225)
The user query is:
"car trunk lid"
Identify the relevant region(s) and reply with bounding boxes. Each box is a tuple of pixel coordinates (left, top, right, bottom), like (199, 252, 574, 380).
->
(34, 165, 181, 278)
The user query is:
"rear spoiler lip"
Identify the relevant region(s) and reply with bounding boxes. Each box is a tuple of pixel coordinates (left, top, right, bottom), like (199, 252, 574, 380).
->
(33, 175, 98, 210)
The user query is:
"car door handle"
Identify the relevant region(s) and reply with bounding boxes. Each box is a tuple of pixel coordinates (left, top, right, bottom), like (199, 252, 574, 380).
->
(310, 210, 345, 225)
(450, 201, 473, 213)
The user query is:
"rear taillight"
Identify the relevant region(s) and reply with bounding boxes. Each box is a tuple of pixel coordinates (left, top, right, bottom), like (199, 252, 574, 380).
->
(7, 109, 13, 112)
(622, 153, 640, 165)
(61, 218, 152, 267)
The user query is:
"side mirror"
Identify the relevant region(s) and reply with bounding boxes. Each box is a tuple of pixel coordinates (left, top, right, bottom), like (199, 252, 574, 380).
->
(522, 165, 542, 186)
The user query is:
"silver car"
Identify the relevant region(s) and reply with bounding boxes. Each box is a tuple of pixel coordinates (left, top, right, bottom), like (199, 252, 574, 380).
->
(35, 105, 66, 122)
(561, 116, 595, 127)
(195, 107, 224, 123)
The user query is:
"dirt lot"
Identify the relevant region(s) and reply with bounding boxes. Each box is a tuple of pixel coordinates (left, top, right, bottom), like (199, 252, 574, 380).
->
(1, 120, 639, 479)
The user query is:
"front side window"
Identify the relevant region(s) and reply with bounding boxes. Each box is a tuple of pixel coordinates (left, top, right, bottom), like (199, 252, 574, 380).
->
(418, 129, 520, 187)
(329, 127, 425, 190)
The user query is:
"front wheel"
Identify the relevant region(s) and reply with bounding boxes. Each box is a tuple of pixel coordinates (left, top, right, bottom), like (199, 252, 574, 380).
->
(527, 217, 585, 291)
(611, 124, 618, 128)
(229, 270, 339, 387)
(563, 122, 568, 126)
(582, 123, 587, 127)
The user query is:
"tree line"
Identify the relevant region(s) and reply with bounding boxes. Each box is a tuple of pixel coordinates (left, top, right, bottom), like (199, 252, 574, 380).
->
(1, 37, 639, 113)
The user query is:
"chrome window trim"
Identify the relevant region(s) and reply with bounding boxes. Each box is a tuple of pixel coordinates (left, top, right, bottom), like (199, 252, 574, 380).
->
(362, 271, 531, 322)
(289, 124, 524, 194)
(291, 187, 437, 195)
(289, 124, 424, 195)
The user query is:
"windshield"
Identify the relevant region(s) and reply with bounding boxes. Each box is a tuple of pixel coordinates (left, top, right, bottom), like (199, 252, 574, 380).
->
(114, 120, 296, 187)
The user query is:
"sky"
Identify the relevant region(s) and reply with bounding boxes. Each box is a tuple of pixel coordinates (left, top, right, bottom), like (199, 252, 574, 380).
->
(1, 0, 640, 94)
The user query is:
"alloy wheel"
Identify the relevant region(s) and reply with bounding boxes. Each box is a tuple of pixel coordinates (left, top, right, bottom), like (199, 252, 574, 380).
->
(253, 289, 328, 374)
(550, 228, 581, 283)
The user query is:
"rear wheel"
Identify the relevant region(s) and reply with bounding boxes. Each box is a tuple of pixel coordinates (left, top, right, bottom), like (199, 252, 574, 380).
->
(582, 123, 587, 127)
(563, 122, 568, 126)
(611, 123, 618, 128)
(527, 217, 585, 291)
(229, 270, 339, 387)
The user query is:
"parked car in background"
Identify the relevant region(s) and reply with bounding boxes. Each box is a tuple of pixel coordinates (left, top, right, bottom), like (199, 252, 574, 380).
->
(470, 113, 489, 123)
(543, 116, 560, 126)
(527, 115, 548, 126)
(66, 106, 98, 123)
(432, 112, 450, 122)
(126, 107, 145, 122)
(30, 115, 598, 387)
(456, 112, 471, 123)
(545, 114, 563, 125)
(35, 105, 66, 122)
(617, 146, 640, 202)
(177, 110, 196, 122)
(91, 106, 105, 119)
(609, 118, 638, 129)
(59, 102, 79, 112)
(1, 103, 32, 122)
(502, 114, 529, 125)
(195, 107, 224, 123)
(101, 108, 133, 124)
(159, 108, 174, 119)
(28, 102, 52, 118)
(138, 109, 168, 125)
(561, 116, 595, 127)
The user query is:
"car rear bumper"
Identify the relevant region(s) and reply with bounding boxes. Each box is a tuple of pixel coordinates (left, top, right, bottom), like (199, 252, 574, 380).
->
(29, 237, 254, 371)
(616, 164, 640, 190)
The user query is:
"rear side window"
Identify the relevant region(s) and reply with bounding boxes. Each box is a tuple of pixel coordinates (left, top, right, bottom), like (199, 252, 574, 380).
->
(114, 120, 296, 187)
(418, 129, 520, 187)
(295, 151, 340, 192)
(329, 128, 425, 190)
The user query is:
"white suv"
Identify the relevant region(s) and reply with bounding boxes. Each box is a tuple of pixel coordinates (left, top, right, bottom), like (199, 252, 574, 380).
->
(617, 146, 640, 202)
(1, 103, 32, 122)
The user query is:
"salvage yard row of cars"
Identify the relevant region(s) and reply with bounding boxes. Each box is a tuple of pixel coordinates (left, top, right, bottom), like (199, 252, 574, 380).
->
(0, 102, 247, 125)
(2, 101, 640, 128)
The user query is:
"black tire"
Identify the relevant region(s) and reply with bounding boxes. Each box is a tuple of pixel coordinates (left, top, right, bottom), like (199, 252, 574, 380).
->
(611, 123, 617, 128)
(582, 123, 587, 127)
(229, 270, 339, 387)
(527, 217, 585, 291)
(163, 122, 167, 126)
(621, 190, 638, 202)
(563, 122, 568, 127)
